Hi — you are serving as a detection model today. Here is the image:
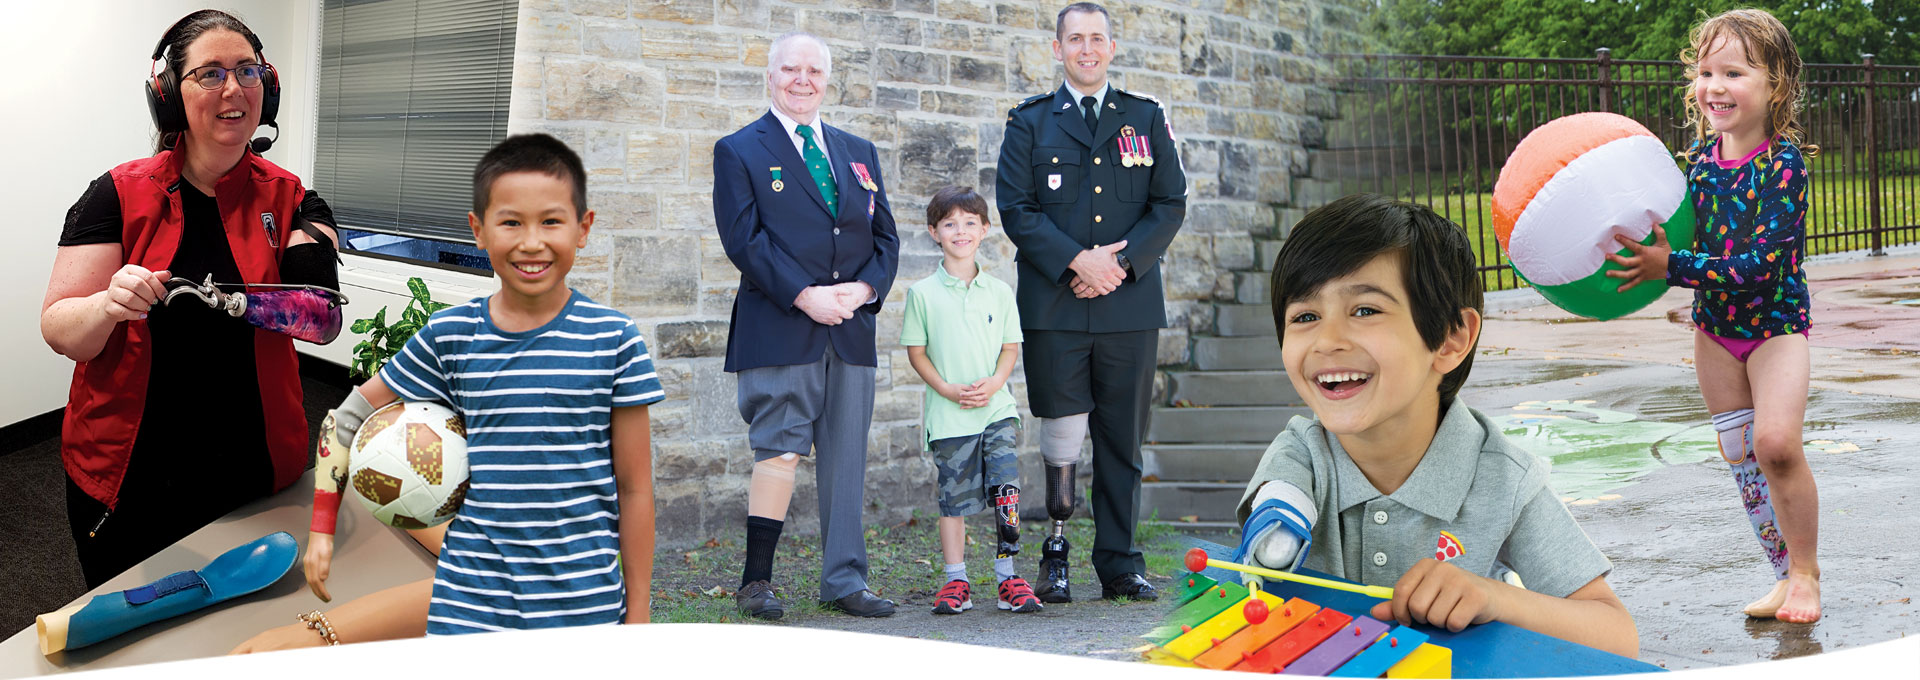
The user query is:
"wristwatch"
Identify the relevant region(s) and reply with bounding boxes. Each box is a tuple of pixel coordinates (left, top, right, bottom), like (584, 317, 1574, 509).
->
(1115, 253, 1133, 279)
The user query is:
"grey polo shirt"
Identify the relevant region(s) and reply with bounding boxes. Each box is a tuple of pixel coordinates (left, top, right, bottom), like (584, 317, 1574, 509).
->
(1236, 401, 1612, 599)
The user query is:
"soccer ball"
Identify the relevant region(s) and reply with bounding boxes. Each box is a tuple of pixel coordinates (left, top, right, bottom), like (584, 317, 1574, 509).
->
(348, 401, 469, 529)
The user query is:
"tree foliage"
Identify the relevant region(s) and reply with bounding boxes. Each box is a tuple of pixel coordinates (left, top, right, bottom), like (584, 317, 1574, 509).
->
(1367, 0, 1920, 66)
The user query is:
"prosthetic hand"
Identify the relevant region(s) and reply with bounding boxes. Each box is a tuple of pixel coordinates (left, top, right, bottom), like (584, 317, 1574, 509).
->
(162, 275, 348, 345)
(990, 484, 1021, 559)
(1234, 481, 1317, 593)
(306, 387, 377, 602)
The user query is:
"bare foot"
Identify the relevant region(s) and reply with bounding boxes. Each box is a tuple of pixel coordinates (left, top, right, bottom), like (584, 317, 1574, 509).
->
(1743, 580, 1789, 618)
(1776, 573, 1821, 624)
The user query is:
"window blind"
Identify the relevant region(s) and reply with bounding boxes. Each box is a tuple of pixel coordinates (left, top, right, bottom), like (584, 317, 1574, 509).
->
(314, 0, 517, 242)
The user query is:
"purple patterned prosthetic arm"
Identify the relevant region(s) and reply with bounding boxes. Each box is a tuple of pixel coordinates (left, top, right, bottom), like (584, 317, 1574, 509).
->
(239, 289, 345, 344)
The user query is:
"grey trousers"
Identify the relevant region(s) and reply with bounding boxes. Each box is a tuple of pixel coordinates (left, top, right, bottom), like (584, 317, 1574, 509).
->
(736, 343, 876, 601)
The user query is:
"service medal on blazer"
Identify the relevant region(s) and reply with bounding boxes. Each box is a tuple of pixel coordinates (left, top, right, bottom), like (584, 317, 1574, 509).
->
(771, 166, 784, 192)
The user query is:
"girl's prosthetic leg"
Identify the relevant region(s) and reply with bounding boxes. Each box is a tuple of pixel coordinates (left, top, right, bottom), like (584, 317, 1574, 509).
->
(1714, 408, 1790, 580)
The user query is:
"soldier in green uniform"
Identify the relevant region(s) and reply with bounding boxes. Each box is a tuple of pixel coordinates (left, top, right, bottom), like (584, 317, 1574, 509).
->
(995, 1, 1187, 603)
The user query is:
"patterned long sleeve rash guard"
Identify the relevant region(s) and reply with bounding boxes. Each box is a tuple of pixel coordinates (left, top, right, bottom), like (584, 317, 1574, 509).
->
(1666, 136, 1811, 339)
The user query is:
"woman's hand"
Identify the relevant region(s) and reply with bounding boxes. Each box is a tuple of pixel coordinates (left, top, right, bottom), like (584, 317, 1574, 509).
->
(229, 622, 325, 655)
(304, 531, 335, 602)
(97, 265, 170, 323)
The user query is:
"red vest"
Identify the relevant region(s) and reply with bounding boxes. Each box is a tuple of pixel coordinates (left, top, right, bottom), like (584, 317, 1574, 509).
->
(63, 150, 309, 508)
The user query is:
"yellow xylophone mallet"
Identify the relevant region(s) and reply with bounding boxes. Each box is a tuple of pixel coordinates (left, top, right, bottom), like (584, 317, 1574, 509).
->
(1184, 548, 1395, 600)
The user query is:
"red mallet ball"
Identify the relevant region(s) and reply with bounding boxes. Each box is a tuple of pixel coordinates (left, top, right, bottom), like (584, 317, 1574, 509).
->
(1243, 597, 1270, 624)
(1184, 548, 1209, 573)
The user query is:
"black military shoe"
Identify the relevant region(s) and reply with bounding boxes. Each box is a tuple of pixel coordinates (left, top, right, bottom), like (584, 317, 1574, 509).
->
(736, 580, 784, 620)
(825, 589, 897, 617)
(1102, 573, 1159, 601)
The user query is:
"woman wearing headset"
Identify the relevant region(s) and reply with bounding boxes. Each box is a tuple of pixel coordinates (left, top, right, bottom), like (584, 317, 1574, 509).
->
(40, 9, 340, 588)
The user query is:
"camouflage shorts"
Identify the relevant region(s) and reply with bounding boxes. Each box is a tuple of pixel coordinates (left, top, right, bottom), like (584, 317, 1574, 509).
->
(929, 417, 1020, 517)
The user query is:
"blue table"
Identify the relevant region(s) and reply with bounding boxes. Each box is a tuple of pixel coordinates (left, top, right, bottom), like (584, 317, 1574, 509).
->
(1184, 539, 1664, 677)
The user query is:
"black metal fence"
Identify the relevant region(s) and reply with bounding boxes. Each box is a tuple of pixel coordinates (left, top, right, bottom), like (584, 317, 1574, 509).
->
(1327, 50, 1920, 291)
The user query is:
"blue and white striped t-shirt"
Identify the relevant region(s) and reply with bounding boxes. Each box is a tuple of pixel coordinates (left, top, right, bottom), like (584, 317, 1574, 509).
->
(379, 290, 665, 635)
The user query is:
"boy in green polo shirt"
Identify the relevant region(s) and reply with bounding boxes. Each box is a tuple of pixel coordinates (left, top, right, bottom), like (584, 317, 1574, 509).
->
(901, 185, 1043, 615)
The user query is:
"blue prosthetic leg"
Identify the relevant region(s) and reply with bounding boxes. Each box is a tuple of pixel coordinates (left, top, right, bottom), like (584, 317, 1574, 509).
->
(38, 532, 299, 654)
(1713, 409, 1789, 580)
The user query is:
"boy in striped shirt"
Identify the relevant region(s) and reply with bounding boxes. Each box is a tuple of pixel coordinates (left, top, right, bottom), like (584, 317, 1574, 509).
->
(304, 134, 664, 634)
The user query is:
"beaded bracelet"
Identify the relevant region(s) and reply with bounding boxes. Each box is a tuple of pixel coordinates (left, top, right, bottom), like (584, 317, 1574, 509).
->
(298, 610, 341, 646)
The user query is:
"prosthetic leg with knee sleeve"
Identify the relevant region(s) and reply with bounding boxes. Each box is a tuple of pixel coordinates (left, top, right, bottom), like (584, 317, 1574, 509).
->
(1714, 409, 1790, 580)
(1037, 414, 1087, 603)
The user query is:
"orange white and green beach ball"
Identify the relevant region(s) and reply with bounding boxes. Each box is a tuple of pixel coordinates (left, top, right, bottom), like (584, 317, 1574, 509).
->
(1491, 112, 1696, 320)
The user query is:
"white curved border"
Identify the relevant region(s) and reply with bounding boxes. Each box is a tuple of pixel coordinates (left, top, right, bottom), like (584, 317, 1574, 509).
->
(1509, 135, 1686, 286)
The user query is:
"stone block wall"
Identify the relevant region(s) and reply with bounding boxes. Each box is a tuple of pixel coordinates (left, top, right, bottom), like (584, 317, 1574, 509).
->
(505, 0, 1355, 547)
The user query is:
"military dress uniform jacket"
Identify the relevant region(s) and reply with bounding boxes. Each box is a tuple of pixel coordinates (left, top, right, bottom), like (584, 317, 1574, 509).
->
(995, 84, 1187, 333)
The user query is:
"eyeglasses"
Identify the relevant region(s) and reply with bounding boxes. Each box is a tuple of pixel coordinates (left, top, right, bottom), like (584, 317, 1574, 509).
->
(179, 63, 272, 91)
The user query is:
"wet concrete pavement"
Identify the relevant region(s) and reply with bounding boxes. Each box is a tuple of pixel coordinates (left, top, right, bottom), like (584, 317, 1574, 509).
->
(1466, 247, 1920, 669)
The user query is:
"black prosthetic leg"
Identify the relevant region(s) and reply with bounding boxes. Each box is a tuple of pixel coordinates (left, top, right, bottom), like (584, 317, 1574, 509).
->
(1036, 464, 1075, 603)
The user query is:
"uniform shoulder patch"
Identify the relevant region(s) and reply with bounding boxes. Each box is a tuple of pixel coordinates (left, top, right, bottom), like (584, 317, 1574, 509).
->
(1013, 93, 1051, 112)
(1119, 90, 1162, 105)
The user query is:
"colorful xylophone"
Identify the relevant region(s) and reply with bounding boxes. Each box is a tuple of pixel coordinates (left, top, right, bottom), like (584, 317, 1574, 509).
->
(1142, 551, 1450, 677)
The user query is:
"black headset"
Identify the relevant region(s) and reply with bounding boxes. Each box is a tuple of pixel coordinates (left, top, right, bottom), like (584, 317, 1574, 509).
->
(144, 13, 281, 153)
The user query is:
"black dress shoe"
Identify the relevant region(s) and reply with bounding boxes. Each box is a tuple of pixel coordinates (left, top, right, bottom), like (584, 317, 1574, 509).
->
(825, 589, 897, 617)
(1102, 573, 1159, 601)
(736, 580, 784, 620)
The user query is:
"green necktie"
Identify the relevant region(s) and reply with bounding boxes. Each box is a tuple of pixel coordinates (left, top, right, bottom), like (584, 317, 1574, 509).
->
(797, 124, 838, 217)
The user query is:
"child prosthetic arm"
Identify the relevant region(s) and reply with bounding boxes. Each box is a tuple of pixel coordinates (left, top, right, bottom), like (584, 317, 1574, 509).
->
(38, 532, 298, 655)
(312, 388, 379, 537)
(305, 387, 378, 601)
(1714, 408, 1790, 580)
(1036, 414, 1087, 602)
(1235, 481, 1317, 590)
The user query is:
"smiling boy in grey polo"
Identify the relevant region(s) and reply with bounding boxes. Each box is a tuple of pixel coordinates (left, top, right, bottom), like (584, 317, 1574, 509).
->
(1235, 195, 1638, 657)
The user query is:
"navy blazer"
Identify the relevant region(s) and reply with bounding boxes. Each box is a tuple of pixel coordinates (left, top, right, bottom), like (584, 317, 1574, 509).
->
(713, 111, 899, 372)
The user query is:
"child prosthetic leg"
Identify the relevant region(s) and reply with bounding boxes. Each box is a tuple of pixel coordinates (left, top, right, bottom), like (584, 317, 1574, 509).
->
(1036, 414, 1087, 603)
(990, 484, 1021, 559)
(37, 532, 298, 655)
(1714, 408, 1791, 615)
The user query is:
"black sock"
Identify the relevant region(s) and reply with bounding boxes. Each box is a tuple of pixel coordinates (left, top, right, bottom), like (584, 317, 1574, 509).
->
(743, 516, 784, 586)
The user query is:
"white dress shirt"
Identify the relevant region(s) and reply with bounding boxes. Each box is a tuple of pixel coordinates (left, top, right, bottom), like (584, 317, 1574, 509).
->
(1065, 80, 1112, 122)
(769, 107, 834, 180)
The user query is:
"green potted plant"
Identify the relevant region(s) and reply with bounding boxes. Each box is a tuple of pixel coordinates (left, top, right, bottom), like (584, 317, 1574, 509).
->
(348, 277, 450, 378)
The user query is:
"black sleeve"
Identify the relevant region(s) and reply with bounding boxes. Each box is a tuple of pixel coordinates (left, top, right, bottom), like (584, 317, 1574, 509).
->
(58, 173, 123, 247)
(280, 243, 339, 290)
(295, 189, 339, 250)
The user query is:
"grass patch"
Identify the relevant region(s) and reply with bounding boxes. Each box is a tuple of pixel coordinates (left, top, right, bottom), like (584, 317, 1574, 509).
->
(648, 512, 1198, 624)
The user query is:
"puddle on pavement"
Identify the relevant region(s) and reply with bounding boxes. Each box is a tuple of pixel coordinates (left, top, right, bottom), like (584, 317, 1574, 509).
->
(1497, 400, 1722, 499)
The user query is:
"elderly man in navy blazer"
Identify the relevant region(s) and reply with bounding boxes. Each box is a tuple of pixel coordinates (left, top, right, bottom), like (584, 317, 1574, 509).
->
(712, 31, 900, 619)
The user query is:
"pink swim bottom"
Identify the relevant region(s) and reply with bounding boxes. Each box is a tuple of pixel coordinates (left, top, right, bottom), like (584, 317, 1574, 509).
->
(1706, 330, 1807, 363)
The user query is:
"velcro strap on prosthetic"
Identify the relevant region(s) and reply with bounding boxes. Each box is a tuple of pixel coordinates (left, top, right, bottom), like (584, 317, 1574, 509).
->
(121, 571, 208, 605)
(1234, 500, 1313, 572)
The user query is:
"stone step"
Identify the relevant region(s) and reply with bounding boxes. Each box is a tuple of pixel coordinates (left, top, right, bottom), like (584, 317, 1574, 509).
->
(1292, 177, 1346, 208)
(1235, 271, 1270, 304)
(1255, 239, 1286, 271)
(1192, 336, 1284, 371)
(1147, 406, 1308, 444)
(1274, 209, 1311, 239)
(1166, 370, 1299, 407)
(1310, 146, 1416, 181)
(1141, 482, 1245, 522)
(1214, 303, 1276, 337)
(1143, 443, 1270, 482)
